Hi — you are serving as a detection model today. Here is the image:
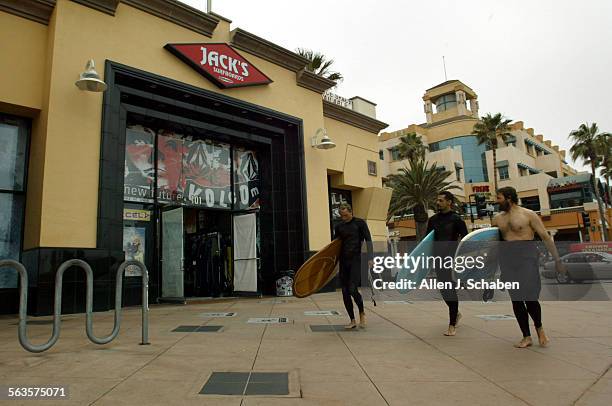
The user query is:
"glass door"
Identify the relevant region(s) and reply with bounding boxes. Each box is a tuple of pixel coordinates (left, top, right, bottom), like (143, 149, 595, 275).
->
(161, 207, 184, 300)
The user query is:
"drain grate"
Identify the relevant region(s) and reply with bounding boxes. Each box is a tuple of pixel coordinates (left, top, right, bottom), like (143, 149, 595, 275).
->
(476, 314, 516, 320)
(310, 325, 357, 332)
(200, 372, 289, 396)
(200, 312, 236, 318)
(304, 310, 340, 316)
(172, 325, 223, 332)
(247, 317, 288, 324)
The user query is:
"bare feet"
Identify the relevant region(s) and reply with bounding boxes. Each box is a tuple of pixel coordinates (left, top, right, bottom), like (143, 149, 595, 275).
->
(359, 313, 367, 329)
(536, 327, 549, 347)
(455, 312, 462, 327)
(514, 337, 533, 348)
(344, 320, 357, 330)
(444, 325, 456, 336)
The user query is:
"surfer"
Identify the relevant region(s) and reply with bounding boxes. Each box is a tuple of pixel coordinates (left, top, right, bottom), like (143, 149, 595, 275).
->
(426, 191, 468, 336)
(333, 203, 373, 329)
(492, 186, 566, 348)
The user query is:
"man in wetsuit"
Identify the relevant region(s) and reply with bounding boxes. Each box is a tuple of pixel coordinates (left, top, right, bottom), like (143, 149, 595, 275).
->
(333, 203, 373, 329)
(492, 186, 566, 348)
(426, 191, 468, 336)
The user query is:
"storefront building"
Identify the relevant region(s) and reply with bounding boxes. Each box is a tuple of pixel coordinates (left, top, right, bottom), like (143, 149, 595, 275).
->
(0, 0, 391, 314)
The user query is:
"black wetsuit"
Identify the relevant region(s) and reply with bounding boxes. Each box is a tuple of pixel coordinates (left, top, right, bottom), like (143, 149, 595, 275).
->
(333, 218, 373, 320)
(426, 211, 468, 326)
(499, 240, 542, 338)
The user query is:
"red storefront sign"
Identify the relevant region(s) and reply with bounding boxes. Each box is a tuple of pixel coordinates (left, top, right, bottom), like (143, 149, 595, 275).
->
(165, 43, 272, 88)
(472, 185, 489, 193)
(569, 242, 612, 254)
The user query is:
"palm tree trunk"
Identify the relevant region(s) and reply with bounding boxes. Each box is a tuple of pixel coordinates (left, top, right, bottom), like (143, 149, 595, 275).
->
(492, 147, 498, 191)
(591, 162, 608, 241)
(415, 221, 428, 242)
(607, 176, 612, 208)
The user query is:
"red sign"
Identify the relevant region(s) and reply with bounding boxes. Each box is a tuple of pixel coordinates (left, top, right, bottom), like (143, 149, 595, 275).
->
(569, 242, 612, 254)
(165, 43, 272, 89)
(473, 186, 489, 193)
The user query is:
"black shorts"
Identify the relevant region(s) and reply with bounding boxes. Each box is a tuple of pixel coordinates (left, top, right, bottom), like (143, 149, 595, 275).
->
(499, 241, 541, 301)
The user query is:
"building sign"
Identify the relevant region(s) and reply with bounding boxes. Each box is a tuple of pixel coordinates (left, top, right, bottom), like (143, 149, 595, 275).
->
(569, 242, 612, 254)
(472, 185, 489, 193)
(234, 148, 260, 210)
(124, 125, 155, 203)
(547, 181, 582, 192)
(157, 133, 232, 208)
(123, 209, 151, 221)
(164, 43, 272, 88)
(323, 91, 353, 109)
(124, 125, 260, 210)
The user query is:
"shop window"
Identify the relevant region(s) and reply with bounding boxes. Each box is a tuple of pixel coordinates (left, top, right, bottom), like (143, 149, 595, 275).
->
(520, 196, 540, 211)
(123, 123, 260, 210)
(0, 114, 30, 289)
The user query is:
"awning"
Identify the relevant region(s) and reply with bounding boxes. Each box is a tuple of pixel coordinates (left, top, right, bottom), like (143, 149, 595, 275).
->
(524, 138, 552, 154)
(517, 162, 540, 173)
(495, 160, 509, 168)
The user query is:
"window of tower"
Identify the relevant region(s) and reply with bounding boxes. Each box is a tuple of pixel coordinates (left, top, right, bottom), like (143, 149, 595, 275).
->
(434, 94, 457, 113)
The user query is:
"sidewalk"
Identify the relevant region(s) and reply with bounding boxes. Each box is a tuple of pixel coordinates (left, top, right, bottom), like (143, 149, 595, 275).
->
(0, 292, 610, 405)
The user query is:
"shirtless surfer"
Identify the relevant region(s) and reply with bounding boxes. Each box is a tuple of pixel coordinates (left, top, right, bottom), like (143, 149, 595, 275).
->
(491, 187, 567, 348)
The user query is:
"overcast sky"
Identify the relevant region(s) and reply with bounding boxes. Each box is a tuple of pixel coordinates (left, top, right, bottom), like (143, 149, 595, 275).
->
(181, 0, 612, 173)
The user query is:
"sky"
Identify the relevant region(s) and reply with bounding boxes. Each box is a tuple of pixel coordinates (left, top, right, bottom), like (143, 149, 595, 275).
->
(181, 0, 612, 173)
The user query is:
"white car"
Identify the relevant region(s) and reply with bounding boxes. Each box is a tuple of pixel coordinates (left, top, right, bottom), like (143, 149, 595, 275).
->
(542, 252, 612, 283)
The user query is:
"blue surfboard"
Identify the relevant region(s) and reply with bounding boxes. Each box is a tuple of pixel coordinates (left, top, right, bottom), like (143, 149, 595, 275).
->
(453, 227, 501, 281)
(395, 230, 435, 294)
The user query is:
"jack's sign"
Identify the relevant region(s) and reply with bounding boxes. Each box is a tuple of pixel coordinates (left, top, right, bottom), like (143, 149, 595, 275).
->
(165, 43, 272, 88)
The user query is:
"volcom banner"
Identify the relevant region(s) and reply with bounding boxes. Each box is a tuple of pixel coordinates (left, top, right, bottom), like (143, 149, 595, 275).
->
(124, 125, 260, 209)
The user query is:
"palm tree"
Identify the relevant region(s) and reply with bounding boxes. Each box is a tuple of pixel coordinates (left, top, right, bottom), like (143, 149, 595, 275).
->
(596, 133, 612, 207)
(387, 158, 460, 241)
(471, 113, 513, 191)
(295, 48, 343, 82)
(570, 123, 609, 240)
(396, 132, 427, 163)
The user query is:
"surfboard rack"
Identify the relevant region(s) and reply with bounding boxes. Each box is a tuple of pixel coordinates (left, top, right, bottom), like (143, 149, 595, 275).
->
(0, 258, 149, 353)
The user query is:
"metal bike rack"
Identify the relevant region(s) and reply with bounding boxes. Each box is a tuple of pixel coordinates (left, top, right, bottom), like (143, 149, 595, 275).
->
(0, 258, 149, 353)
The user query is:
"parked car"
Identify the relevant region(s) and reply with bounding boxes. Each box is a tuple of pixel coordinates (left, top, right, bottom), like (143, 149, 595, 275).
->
(542, 252, 612, 283)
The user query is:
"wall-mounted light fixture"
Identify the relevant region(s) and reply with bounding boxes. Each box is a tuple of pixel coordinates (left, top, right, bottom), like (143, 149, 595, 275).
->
(311, 128, 336, 150)
(75, 59, 107, 92)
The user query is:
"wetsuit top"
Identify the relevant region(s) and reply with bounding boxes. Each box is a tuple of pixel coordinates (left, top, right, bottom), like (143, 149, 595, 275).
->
(333, 217, 373, 260)
(426, 211, 468, 242)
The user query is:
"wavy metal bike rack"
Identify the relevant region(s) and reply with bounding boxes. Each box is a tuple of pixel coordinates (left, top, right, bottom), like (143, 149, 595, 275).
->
(0, 258, 149, 353)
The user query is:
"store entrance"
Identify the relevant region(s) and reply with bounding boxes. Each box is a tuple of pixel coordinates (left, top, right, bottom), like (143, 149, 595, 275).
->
(183, 208, 233, 298)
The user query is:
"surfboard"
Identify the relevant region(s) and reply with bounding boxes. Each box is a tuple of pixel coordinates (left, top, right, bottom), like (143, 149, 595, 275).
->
(453, 227, 501, 281)
(395, 230, 435, 294)
(293, 239, 342, 298)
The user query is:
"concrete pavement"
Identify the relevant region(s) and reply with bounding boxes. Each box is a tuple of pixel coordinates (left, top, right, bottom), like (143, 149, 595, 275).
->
(0, 292, 610, 405)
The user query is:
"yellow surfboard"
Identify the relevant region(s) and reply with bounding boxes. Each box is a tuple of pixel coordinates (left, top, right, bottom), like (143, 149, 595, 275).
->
(293, 239, 342, 298)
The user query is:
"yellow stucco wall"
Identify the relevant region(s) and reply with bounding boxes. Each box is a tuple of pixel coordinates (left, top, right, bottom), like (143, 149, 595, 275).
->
(0, 12, 47, 110)
(3, 0, 387, 251)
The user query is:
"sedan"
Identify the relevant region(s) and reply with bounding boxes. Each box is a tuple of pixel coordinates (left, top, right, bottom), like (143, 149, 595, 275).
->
(542, 252, 612, 283)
